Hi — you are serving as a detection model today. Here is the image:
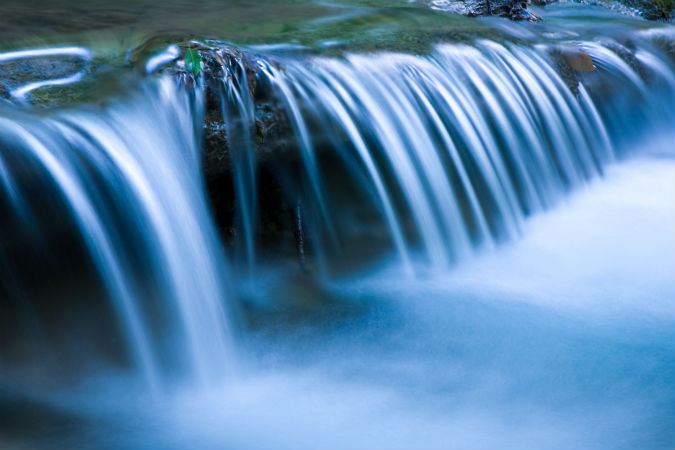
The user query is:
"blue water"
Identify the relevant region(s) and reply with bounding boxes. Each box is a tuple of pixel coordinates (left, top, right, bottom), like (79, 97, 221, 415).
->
(6, 153, 672, 449)
(1, 4, 673, 448)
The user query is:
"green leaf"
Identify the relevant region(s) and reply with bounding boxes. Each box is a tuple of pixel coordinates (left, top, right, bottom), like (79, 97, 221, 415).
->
(184, 48, 203, 76)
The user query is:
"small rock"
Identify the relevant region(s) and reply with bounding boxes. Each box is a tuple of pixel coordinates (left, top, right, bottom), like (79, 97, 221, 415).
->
(561, 45, 595, 72)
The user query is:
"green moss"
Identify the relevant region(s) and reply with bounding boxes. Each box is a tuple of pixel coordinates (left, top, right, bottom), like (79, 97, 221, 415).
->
(0, 0, 516, 57)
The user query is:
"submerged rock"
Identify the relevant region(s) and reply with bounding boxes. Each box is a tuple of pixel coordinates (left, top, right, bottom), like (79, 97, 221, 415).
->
(0, 54, 88, 104)
(561, 45, 596, 72)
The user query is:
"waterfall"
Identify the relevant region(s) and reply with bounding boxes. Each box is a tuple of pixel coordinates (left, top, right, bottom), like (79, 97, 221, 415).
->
(221, 39, 674, 272)
(0, 35, 672, 389)
(0, 78, 234, 390)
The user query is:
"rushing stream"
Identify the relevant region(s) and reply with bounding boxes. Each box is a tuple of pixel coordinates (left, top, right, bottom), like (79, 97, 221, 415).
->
(0, 1, 674, 448)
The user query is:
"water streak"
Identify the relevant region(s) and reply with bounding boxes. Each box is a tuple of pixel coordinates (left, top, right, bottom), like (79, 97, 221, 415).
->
(0, 78, 234, 390)
(214, 39, 672, 271)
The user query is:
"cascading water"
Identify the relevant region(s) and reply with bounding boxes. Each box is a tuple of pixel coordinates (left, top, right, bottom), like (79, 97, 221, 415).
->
(1, 36, 672, 377)
(216, 37, 673, 273)
(0, 77, 234, 391)
(1, 6, 674, 447)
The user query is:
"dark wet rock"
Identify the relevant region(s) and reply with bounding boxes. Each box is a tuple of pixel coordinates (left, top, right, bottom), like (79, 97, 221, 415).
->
(561, 45, 596, 72)
(618, 0, 674, 20)
(644, 29, 675, 60)
(429, 0, 542, 21)
(548, 39, 651, 96)
(162, 38, 662, 273)
(0, 80, 10, 102)
(601, 39, 649, 77)
(162, 42, 300, 181)
(430, 0, 673, 21)
(0, 57, 86, 103)
(549, 48, 582, 95)
(0, 57, 84, 86)
(0, 51, 142, 108)
(545, 0, 671, 20)
(575, 0, 673, 21)
(164, 44, 320, 266)
(200, 99, 300, 180)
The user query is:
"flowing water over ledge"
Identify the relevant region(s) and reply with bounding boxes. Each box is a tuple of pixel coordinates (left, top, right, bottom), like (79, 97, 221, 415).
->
(0, 3, 674, 449)
(3, 155, 673, 449)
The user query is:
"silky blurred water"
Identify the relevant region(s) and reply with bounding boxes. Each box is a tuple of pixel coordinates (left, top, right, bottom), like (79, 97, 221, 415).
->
(1, 1, 674, 448)
(3, 149, 672, 449)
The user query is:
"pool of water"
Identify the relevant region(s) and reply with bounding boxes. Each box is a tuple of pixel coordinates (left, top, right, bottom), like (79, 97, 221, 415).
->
(3, 147, 673, 449)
